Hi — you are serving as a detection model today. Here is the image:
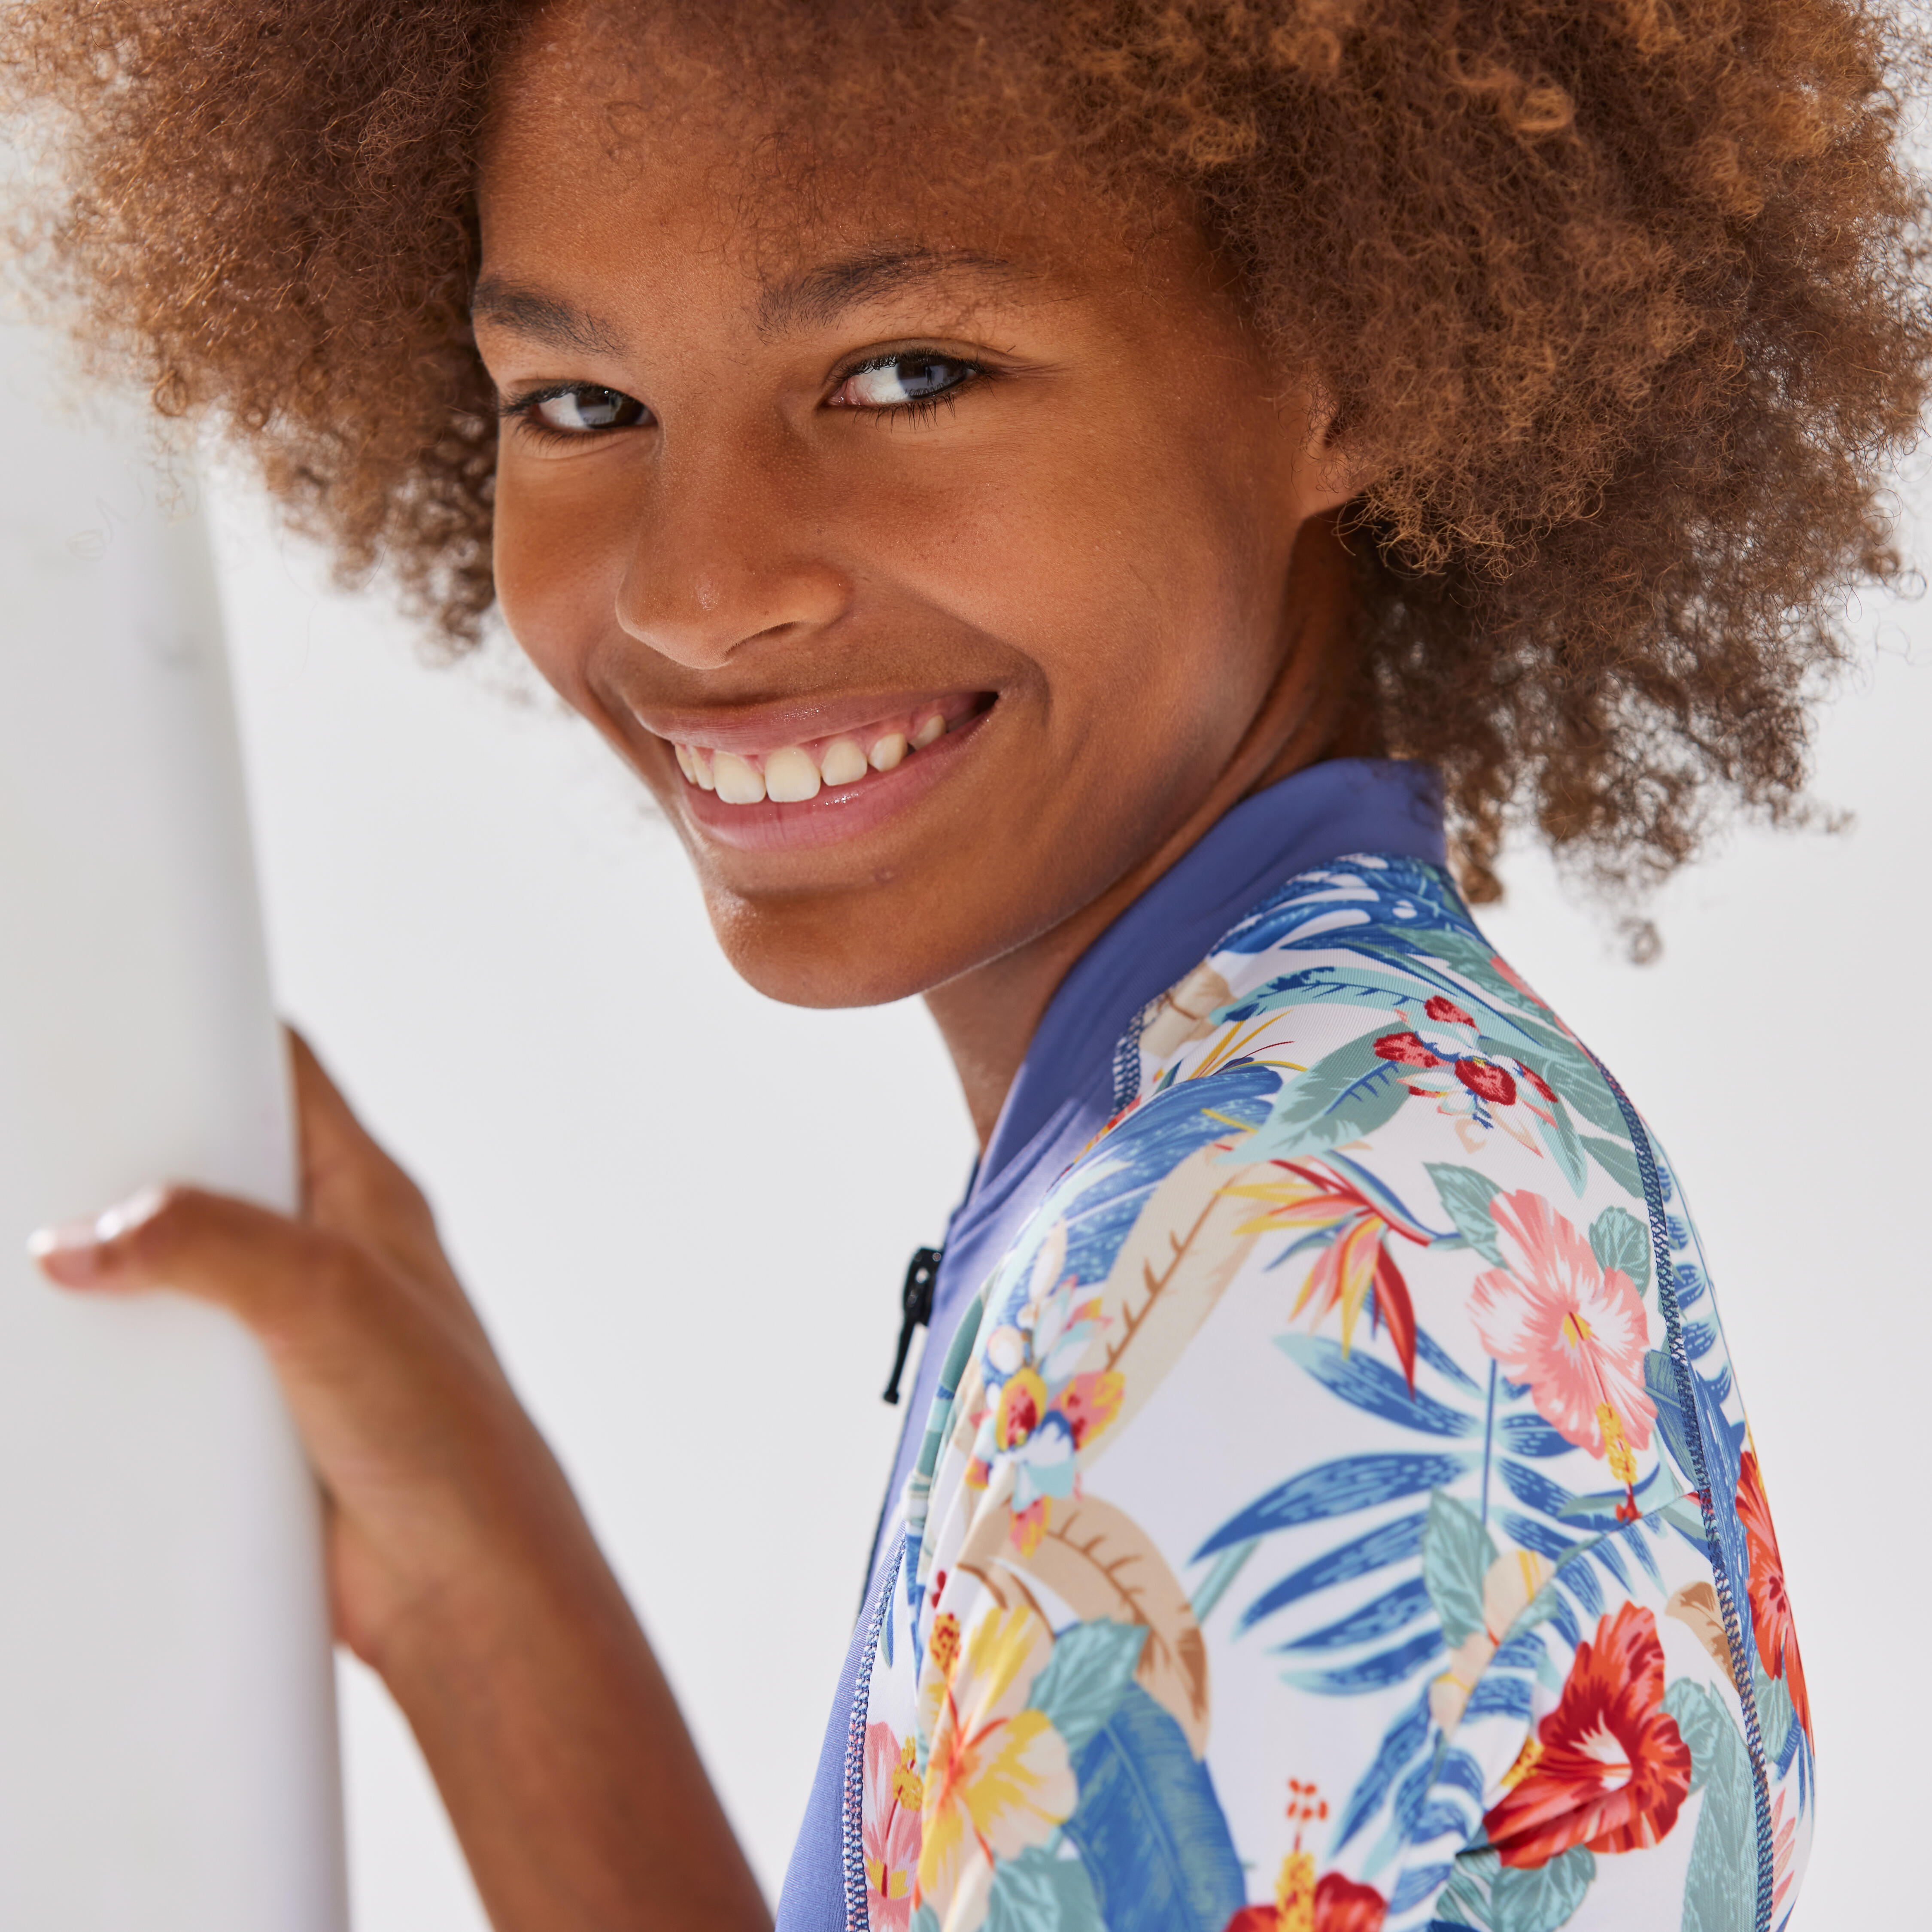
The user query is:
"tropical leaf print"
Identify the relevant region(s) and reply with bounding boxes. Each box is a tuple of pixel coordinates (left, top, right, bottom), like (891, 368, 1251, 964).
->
(1665, 1679, 1758, 1932)
(1060, 1684, 1246, 1932)
(860, 851, 1804, 1932)
(991, 1494, 1212, 1754)
(1079, 1143, 1269, 1449)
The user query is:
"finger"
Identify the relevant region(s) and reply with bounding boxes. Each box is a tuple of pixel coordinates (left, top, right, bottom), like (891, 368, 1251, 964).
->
(28, 1182, 365, 1339)
(286, 1030, 463, 1298)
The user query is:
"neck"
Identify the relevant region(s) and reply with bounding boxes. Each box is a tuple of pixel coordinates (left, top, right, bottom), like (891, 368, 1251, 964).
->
(923, 523, 1366, 1147)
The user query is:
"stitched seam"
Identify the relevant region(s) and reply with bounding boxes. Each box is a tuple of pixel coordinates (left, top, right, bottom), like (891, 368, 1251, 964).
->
(842, 1532, 905, 1932)
(1593, 1060, 1775, 1932)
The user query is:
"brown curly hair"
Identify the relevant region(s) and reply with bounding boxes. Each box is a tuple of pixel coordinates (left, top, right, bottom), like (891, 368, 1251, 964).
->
(6, 0, 1928, 896)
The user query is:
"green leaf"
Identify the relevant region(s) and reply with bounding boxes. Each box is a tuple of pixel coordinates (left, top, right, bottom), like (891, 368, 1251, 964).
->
(1664, 1680, 1756, 1932)
(911, 1907, 942, 1932)
(1533, 1096, 1588, 1198)
(1489, 1845, 1595, 1932)
(1437, 1845, 1502, 1928)
(1029, 1620, 1147, 1756)
(984, 1844, 1107, 1932)
(1427, 1163, 1505, 1266)
(1423, 1490, 1497, 1644)
(1247, 1028, 1413, 1159)
(1588, 1206, 1651, 1298)
(1753, 1662, 1795, 1765)
(1578, 1133, 1643, 1200)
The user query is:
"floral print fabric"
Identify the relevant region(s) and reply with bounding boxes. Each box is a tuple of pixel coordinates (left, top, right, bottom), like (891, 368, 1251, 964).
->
(848, 855, 1812, 1932)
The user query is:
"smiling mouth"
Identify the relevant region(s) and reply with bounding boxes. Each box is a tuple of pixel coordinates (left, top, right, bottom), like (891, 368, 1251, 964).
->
(667, 693, 987, 804)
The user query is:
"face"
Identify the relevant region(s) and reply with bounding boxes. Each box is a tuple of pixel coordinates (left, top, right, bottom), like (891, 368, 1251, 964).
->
(476, 7, 1362, 1015)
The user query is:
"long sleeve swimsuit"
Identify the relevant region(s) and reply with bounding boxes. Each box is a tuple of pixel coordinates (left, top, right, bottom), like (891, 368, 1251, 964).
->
(776, 759, 1813, 1932)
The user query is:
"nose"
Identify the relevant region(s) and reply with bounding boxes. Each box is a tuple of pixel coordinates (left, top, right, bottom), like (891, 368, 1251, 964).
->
(614, 440, 850, 670)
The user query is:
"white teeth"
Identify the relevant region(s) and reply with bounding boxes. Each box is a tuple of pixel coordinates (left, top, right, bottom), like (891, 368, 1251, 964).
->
(820, 736, 868, 787)
(712, 750, 766, 804)
(764, 745, 821, 802)
(673, 708, 965, 804)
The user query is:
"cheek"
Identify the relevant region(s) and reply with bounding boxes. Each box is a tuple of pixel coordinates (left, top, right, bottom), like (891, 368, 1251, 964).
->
(489, 450, 632, 704)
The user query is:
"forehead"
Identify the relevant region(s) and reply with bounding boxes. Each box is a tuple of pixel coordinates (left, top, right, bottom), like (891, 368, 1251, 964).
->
(477, 0, 1172, 314)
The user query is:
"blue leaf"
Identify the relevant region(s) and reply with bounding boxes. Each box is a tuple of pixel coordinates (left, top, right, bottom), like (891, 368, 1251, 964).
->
(1465, 1673, 1535, 1721)
(1282, 1626, 1446, 1695)
(1437, 1748, 1488, 1802)
(1496, 1461, 1577, 1521)
(1681, 1318, 1719, 1361)
(1554, 1560, 1604, 1622)
(1415, 1324, 1485, 1393)
(1391, 1863, 1457, 1913)
(1197, 1452, 1475, 1558)
(1062, 1684, 1246, 1932)
(1334, 1689, 1431, 1850)
(1279, 1576, 1434, 1653)
(1644, 1350, 1698, 1489)
(1029, 1621, 1148, 1756)
(1498, 1414, 1573, 1459)
(1545, 1591, 1581, 1649)
(1051, 1064, 1283, 1294)
(1276, 1335, 1481, 1437)
(1236, 1513, 1428, 1633)
(1584, 1537, 1632, 1595)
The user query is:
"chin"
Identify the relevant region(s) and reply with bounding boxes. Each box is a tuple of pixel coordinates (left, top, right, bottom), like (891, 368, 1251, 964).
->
(705, 896, 950, 1011)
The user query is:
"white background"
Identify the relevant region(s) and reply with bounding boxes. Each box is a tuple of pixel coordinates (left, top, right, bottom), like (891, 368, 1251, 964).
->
(209, 473, 1930, 1930)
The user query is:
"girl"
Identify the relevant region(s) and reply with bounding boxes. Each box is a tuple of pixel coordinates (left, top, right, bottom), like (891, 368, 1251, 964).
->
(9, 2, 1923, 1927)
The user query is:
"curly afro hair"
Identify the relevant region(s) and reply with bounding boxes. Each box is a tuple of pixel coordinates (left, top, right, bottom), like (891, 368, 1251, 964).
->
(6, 0, 1929, 897)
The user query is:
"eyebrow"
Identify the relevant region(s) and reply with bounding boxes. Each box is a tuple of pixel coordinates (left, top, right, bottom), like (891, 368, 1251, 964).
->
(470, 279, 628, 356)
(469, 244, 1032, 356)
(755, 244, 1030, 334)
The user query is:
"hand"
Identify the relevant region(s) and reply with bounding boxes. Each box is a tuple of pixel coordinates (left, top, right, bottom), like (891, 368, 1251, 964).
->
(28, 1032, 769, 1931)
(29, 1031, 551, 1667)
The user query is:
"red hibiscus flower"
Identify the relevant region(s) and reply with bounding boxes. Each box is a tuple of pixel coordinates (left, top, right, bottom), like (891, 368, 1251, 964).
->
(1483, 1603, 1692, 1868)
(1373, 1029, 1443, 1070)
(1737, 1450, 1811, 1740)
(1425, 995, 1476, 1027)
(1454, 1057, 1518, 1106)
(1224, 1869, 1385, 1932)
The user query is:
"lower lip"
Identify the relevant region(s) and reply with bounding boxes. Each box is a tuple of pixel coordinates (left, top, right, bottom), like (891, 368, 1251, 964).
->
(673, 709, 990, 852)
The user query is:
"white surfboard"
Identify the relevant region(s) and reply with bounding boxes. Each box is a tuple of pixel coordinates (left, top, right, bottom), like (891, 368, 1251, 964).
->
(0, 313, 348, 1928)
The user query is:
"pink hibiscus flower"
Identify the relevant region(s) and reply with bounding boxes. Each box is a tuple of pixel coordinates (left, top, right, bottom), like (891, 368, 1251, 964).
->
(1467, 1191, 1655, 1468)
(861, 1720, 923, 1931)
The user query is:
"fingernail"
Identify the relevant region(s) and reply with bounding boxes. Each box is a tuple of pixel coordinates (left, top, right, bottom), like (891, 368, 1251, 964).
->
(27, 1220, 106, 1284)
(26, 1184, 167, 1285)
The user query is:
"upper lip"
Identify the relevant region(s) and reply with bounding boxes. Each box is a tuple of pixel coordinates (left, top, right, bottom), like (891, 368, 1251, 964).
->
(620, 688, 988, 755)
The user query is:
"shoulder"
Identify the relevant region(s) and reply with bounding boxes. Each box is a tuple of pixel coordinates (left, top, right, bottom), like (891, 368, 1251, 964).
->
(851, 854, 1810, 1932)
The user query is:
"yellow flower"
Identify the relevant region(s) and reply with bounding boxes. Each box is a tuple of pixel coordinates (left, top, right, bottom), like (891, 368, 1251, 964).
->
(916, 1603, 1076, 1932)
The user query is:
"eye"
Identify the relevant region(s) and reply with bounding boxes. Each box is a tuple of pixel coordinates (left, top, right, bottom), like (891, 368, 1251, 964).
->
(515, 385, 652, 435)
(829, 352, 979, 412)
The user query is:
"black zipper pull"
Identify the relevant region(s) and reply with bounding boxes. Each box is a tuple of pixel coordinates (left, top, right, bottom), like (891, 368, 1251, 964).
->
(882, 1245, 943, 1405)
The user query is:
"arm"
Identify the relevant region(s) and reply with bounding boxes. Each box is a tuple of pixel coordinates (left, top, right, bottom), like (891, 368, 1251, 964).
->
(31, 1035, 769, 1932)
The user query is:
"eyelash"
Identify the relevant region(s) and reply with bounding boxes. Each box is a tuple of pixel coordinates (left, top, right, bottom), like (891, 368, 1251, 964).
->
(497, 349, 990, 447)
